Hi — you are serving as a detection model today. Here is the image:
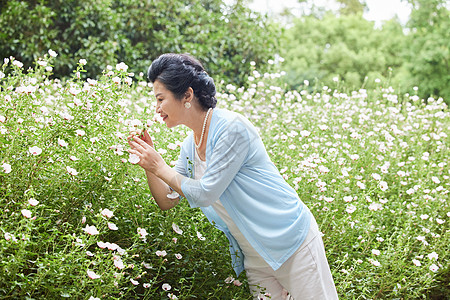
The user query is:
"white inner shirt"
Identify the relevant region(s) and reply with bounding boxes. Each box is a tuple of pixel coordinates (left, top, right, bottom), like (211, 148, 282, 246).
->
(194, 148, 266, 269)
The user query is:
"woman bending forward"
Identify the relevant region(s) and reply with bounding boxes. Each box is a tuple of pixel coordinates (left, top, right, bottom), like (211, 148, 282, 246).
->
(128, 53, 339, 300)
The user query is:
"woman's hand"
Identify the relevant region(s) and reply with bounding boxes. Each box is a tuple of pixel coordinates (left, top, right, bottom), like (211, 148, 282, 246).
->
(140, 129, 154, 147)
(127, 131, 165, 174)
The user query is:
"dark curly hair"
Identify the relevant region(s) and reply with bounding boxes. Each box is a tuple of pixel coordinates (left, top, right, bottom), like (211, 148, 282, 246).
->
(147, 53, 217, 110)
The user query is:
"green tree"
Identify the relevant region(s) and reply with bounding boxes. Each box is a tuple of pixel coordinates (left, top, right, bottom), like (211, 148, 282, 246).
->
(397, 0, 449, 101)
(281, 13, 406, 90)
(0, 0, 279, 85)
(336, 0, 367, 15)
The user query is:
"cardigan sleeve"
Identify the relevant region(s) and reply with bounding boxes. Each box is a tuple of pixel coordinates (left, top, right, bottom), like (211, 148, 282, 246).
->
(181, 121, 250, 207)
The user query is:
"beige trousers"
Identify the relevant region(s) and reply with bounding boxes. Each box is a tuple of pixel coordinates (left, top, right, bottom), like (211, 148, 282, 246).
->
(246, 217, 339, 300)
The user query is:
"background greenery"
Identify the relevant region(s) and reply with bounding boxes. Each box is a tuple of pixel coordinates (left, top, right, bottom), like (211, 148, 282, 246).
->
(0, 0, 448, 101)
(0, 0, 449, 299)
(280, 0, 449, 103)
(0, 54, 448, 299)
(0, 0, 279, 86)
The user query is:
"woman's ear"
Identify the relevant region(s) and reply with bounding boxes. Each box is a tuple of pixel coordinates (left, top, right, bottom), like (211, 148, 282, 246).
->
(184, 87, 194, 101)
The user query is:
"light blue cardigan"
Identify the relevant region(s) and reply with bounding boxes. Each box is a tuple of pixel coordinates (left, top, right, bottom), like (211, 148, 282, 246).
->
(175, 109, 311, 276)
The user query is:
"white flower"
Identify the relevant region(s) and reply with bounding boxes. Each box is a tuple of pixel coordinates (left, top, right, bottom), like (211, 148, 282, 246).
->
(428, 175, 441, 184)
(2, 163, 11, 173)
(300, 130, 311, 137)
(429, 264, 439, 272)
(416, 236, 426, 242)
(196, 231, 206, 241)
(97, 241, 107, 249)
(75, 129, 86, 136)
(167, 191, 179, 199)
(172, 223, 183, 235)
(349, 154, 359, 160)
(83, 225, 99, 235)
(137, 227, 148, 239)
(29, 146, 42, 155)
(372, 249, 381, 256)
(143, 283, 151, 288)
(130, 278, 139, 285)
(112, 76, 121, 84)
(175, 253, 182, 260)
(224, 276, 234, 284)
(436, 218, 445, 224)
(4, 232, 13, 241)
(116, 62, 128, 71)
(87, 270, 101, 279)
(0, 115, 5, 122)
(372, 173, 381, 181)
(28, 198, 39, 206)
(318, 165, 329, 173)
(156, 250, 167, 257)
(114, 259, 125, 270)
(357, 181, 366, 189)
(48, 49, 58, 57)
(420, 214, 429, 220)
(21, 209, 32, 218)
(79, 59, 87, 66)
(346, 204, 357, 214)
(368, 258, 381, 267)
(108, 222, 118, 230)
(412, 259, 421, 266)
(107, 243, 119, 251)
(101, 208, 114, 219)
(168, 293, 178, 300)
(427, 252, 438, 260)
(66, 166, 78, 176)
(343, 196, 353, 203)
(128, 153, 140, 164)
(379, 181, 388, 191)
(162, 283, 172, 291)
(368, 202, 383, 211)
(12, 60, 23, 68)
(58, 138, 68, 147)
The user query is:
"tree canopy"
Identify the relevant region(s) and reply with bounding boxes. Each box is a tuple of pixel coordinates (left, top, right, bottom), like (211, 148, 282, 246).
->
(0, 0, 280, 85)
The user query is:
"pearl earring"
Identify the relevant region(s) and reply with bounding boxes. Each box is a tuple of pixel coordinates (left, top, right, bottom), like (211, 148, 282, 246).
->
(184, 102, 191, 109)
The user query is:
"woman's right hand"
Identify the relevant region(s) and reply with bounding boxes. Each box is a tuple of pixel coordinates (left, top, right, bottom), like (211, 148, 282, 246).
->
(128, 129, 154, 148)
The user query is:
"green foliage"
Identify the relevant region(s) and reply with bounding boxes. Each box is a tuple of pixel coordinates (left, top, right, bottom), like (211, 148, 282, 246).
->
(1, 54, 449, 299)
(0, 0, 279, 86)
(280, 13, 406, 91)
(336, 0, 367, 15)
(397, 0, 450, 102)
(279, 0, 449, 103)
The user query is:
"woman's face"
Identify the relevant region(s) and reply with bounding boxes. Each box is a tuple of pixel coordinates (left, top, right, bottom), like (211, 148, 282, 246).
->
(153, 80, 185, 128)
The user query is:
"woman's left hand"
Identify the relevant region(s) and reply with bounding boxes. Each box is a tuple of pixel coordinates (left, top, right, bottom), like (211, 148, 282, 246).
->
(127, 134, 166, 174)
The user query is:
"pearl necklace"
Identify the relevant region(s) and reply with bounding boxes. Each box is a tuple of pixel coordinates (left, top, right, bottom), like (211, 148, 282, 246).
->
(195, 108, 212, 149)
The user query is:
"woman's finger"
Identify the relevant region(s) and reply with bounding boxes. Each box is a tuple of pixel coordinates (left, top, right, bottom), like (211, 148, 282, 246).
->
(143, 130, 154, 147)
(132, 135, 152, 149)
(128, 140, 147, 153)
(127, 148, 142, 155)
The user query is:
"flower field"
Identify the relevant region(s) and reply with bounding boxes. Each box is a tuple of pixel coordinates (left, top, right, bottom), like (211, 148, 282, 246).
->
(0, 52, 449, 299)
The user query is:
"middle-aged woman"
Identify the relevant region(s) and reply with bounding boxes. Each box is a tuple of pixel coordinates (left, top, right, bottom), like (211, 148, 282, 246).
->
(128, 53, 339, 299)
